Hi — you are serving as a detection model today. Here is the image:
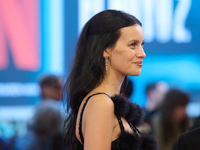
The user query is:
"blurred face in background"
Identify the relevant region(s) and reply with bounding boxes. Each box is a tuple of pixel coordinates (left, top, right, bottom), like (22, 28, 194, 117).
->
(41, 85, 62, 101)
(171, 105, 187, 123)
(149, 82, 168, 105)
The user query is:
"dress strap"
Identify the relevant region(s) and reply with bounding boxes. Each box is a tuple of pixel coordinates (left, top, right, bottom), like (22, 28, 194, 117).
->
(78, 92, 110, 144)
(117, 117, 125, 131)
(129, 123, 142, 136)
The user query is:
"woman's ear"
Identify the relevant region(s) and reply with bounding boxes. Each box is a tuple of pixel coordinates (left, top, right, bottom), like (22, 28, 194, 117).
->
(103, 47, 111, 58)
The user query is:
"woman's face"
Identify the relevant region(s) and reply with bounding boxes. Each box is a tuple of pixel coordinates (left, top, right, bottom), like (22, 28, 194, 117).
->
(172, 105, 187, 123)
(106, 24, 146, 77)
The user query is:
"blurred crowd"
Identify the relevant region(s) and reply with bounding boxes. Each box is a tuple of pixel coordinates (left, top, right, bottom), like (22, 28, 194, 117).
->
(0, 75, 65, 150)
(123, 79, 200, 150)
(0, 76, 200, 150)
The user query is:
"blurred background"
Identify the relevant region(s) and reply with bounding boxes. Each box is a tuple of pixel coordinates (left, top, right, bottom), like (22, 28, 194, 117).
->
(0, 0, 200, 149)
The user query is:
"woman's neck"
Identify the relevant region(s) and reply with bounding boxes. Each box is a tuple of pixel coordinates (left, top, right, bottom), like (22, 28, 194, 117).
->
(94, 72, 125, 96)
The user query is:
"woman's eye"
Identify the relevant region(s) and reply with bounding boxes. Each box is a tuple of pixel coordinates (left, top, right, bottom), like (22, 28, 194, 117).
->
(142, 42, 145, 48)
(130, 43, 137, 49)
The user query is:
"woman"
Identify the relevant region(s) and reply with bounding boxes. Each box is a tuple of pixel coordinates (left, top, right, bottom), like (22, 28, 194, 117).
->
(152, 89, 190, 150)
(63, 10, 158, 150)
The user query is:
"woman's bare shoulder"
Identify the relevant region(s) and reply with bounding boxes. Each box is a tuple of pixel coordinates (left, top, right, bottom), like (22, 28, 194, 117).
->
(81, 93, 116, 120)
(86, 93, 114, 111)
(76, 93, 116, 144)
(82, 94, 117, 148)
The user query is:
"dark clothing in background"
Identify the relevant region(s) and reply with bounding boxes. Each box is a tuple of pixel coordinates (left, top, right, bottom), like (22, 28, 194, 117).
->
(173, 127, 200, 150)
(15, 131, 63, 150)
(190, 116, 200, 131)
(0, 138, 9, 150)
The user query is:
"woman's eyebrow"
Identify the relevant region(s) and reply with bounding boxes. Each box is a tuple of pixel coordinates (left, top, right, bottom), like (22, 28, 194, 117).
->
(127, 39, 144, 43)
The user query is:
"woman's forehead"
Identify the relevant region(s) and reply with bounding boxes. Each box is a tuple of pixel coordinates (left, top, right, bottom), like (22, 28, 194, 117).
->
(118, 24, 144, 42)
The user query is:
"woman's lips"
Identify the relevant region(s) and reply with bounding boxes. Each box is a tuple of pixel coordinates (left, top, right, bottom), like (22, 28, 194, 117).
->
(133, 61, 143, 67)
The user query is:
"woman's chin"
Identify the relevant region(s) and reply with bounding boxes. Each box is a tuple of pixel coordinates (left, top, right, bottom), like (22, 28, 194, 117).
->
(129, 72, 141, 76)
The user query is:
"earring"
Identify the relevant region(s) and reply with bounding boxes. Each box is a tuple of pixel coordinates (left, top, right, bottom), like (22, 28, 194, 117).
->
(105, 56, 108, 73)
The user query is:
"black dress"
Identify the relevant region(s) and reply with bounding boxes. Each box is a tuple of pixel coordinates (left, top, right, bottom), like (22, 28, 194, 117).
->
(78, 93, 158, 150)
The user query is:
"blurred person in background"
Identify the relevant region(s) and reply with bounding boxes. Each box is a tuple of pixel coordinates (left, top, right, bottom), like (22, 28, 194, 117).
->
(14, 74, 65, 150)
(140, 81, 168, 135)
(0, 137, 9, 150)
(172, 115, 200, 150)
(152, 89, 190, 150)
(39, 74, 62, 101)
(38, 74, 64, 116)
(15, 100, 63, 150)
(0, 120, 16, 150)
(173, 126, 200, 150)
(189, 115, 200, 131)
(144, 81, 168, 121)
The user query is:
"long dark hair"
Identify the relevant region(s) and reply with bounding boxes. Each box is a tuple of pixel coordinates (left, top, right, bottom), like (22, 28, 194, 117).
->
(63, 9, 142, 150)
(161, 89, 189, 143)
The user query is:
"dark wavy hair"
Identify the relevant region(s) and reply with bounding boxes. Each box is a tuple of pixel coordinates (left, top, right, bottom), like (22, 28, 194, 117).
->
(161, 89, 189, 143)
(63, 9, 142, 150)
